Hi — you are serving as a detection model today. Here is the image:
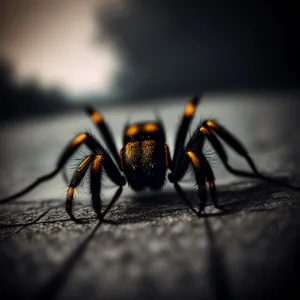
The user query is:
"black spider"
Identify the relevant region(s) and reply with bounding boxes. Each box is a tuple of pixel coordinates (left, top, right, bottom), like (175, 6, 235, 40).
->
(1, 96, 298, 222)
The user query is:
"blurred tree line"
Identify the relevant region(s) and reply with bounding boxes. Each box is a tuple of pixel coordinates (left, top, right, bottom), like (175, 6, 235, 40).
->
(0, 59, 71, 122)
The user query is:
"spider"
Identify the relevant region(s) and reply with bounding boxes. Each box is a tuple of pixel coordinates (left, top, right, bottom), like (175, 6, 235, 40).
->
(1, 96, 298, 222)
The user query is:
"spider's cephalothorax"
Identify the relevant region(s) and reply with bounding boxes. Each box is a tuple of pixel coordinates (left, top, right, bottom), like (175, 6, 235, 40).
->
(1, 96, 299, 222)
(121, 121, 169, 192)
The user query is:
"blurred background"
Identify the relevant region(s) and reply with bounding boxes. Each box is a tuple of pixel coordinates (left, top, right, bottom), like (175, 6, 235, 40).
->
(0, 0, 299, 121)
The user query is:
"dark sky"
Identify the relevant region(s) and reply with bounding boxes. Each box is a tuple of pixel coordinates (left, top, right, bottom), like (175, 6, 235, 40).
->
(97, 0, 300, 99)
(0, 0, 299, 101)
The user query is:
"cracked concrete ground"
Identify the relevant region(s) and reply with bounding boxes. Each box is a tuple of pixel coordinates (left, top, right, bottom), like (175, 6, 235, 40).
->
(1, 184, 300, 300)
(1, 95, 300, 300)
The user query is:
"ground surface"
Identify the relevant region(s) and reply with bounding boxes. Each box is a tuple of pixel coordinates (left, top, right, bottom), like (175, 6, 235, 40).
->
(1, 94, 300, 300)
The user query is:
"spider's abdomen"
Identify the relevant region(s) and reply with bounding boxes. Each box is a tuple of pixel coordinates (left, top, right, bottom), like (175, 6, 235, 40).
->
(121, 140, 167, 191)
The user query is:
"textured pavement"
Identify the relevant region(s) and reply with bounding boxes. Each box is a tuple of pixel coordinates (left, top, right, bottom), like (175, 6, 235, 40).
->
(1, 182, 300, 300)
(1, 95, 300, 300)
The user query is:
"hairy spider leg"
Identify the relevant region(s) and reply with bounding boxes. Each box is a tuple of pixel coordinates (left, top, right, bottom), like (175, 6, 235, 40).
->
(201, 120, 300, 191)
(101, 186, 123, 220)
(62, 106, 122, 184)
(63, 135, 125, 221)
(0, 169, 60, 205)
(170, 116, 300, 216)
(170, 149, 216, 215)
(90, 155, 103, 218)
(66, 156, 93, 223)
(0, 132, 96, 204)
(186, 151, 208, 215)
(168, 126, 208, 216)
(0, 132, 125, 204)
(173, 182, 198, 216)
(172, 96, 201, 170)
(89, 154, 125, 220)
(201, 154, 220, 209)
(187, 151, 220, 212)
(180, 119, 300, 192)
(86, 106, 121, 169)
(66, 153, 125, 223)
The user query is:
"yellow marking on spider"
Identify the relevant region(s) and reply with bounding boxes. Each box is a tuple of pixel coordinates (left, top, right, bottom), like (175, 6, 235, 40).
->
(184, 102, 196, 117)
(71, 133, 87, 146)
(90, 111, 103, 124)
(78, 156, 93, 171)
(187, 151, 200, 168)
(143, 123, 159, 132)
(142, 140, 156, 165)
(126, 125, 139, 136)
(92, 155, 103, 172)
(125, 142, 138, 161)
(206, 120, 218, 128)
(199, 126, 209, 134)
(67, 186, 74, 201)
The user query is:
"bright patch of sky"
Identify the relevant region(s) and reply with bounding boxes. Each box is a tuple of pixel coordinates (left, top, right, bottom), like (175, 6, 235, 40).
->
(0, 0, 121, 99)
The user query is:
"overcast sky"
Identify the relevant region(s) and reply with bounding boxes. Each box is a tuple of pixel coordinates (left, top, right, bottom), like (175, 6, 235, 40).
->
(1, 0, 299, 101)
(0, 0, 121, 98)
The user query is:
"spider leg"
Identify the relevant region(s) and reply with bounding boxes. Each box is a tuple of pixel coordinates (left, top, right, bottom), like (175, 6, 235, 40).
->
(61, 132, 109, 186)
(169, 150, 208, 217)
(204, 120, 260, 174)
(170, 114, 300, 216)
(67, 152, 125, 222)
(202, 155, 222, 210)
(186, 151, 208, 216)
(171, 150, 223, 213)
(172, 96, 201, 170)
(86, 106, 121, 169)
(100, 186, 123, 220)
(0, 170, 60, 204)
(0, 132, 119, 204)
(199, 121, 300, 190)
(173, 182, 198, 216)
(90, 155, 103, 219)
(66, 156, 93, 223)
(89, 154, 124, 220)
